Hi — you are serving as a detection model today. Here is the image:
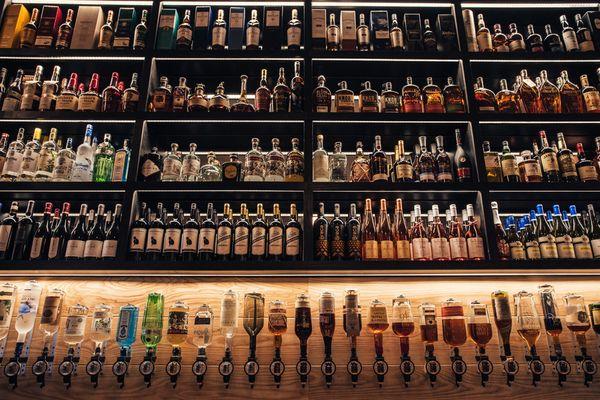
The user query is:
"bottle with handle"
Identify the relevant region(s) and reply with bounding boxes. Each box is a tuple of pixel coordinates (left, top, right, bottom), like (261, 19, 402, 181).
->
(191, 304, 213, 387)
(219, 289, 238, 388)
(57, 304, 88, 389)
(139, 292, 164, 387)
(111, 304, 139, 388)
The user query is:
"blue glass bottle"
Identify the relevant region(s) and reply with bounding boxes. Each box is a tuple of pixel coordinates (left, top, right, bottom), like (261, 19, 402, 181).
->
(116, 304, 139, 348)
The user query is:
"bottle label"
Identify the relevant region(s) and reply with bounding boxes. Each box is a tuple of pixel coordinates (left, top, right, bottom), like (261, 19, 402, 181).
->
(65, 239, 85, 258)
(591, 238, 600, 258)
(36, 152, 55, 175)
(477, 32, 492, 51)
(580, 39, 595, 52)
(30, 237, 44, 259)
(538, 235, 558, 259)
(523, 162, 542, 180)
(53, 155, 74, 180)
(364, 240, 379, 259)
(419, 171, 435, 182)
(556, 235, 575, 259)
(65, 315, 85, 336)
(509, 241, 526, 260)
(395, 164, 413, 180)
(449, 237, 468, 259)
(78, 94, 101, 112)
(584, 91, 600, 112)
(163, 228, 182, 252)
(390, 30, 403, 48)
(525, 241, 541, 259)
(234, 226, 249, 255)
(368, 307, 388, 324)
(39, 85, 57, 110)
(251, 227, 266, 256)
(563, 31, 579, 51)
(412, 237, 430, 260)
(403, 99, 422, 113)
(335, 94, 354, 112)
(40, 295, 62, 324)
(0, 225, 12, 251)
(287, 27, 301, 46)
(285, 227, 301, 256)
(431, 237, 448, 260)
(558, 153, 577, 177)
(578, 165, 599, 181)
(313, 155, 329, 181)
(141, 159, 160, 178)
(380, 240, 395, 259)
(20, 149, 39, 174)
(246, 26, 260, 46)
(216, 226, 232, 255)
(1, 96, 20, 111)
(182, 159, 201, 178)
(484, 154, 500, 169)
(198, 228, 215, 252)
(84, 240, 103, 258)
(181, 228, 199, 252)
(55, 94, 78, 111)
(162, 158, 182, 178)
(268, 226, 284, 255)
(3, 150, 22, 176)
(48, 237, 60, 259)
(112, 152, 128, 182)
(146, 228, 164, 252)
(212, 27, 226, 46)
(395, 239, 411, 260)
(101, 240, 118, 258)
(129, 228, 147, 251)
(501, 158, 518, 177)
(540, 152, 559, 173)
(467, 237, 485, 259)
(573, 235, 593, 259)
(508, 39, 526, 51)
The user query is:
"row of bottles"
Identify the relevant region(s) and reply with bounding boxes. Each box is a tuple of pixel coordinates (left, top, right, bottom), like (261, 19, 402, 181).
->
(0, 125, 130, 183)
(128, 202, 302, 262)
(0, 201, 121, 261)
(314, 199, 485, 262)
(474, 69, 600, 114)
(0, 67, 140, 112)
(483, 133, 600, 183)
(312, 131, 472, 183)
(139, 137, 303, 183)
(148, 63, 303, 113)
(1, 282, 599, 389)
(312, 76, 465, 113)
(493, 202, 600, 261)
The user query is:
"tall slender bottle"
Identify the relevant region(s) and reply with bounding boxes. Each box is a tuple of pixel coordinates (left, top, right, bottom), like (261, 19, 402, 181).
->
(319, 292, 336, 387)
(139, 292, 164, 387)
(219, 290, 238, 388)
(343, 290, 362, 386)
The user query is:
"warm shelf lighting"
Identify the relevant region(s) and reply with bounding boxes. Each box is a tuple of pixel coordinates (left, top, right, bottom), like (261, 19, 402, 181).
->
(314, 2, 453, 7)
(163, 1, 305, 6)
(462, 2, 598, 8)
(13, 0, 153, 5)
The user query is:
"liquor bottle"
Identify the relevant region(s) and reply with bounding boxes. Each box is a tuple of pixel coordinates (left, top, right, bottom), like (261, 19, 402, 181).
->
(37, 287, 65, 362)
(1, 69, 24, 111)
(265, 138, 285, 182)
(522, 24, 543, 53)
(99, 72, 121, 112)
(219, 290, 238, 387)
(441, 298, 467, 383)
(563, 293, 592, 356)
(89, 303, 112, 355)
(356, 13, 370, 51)
(537, 284, 564, 358)
(496, 79, 521, 113)
(467, 301, 493, 370)
(392, 140, 412, 182)
(576, 143, 598, 181)
(110, 139, 130, 182)
(410, 204, 429, 261)
(56, 9, 74, 49)
(539, 70, 561, 113)
(377, 199, 394, 260)
(287, 61, 304, 112)
(0, 129, 24, 181)
(443, 78, 465, 113)
(196, 203, 215, 261)
(559, 15, 579, 52)
(7, 200, 35, 260)
(508, 23, 526, 51)
(241, 293, 265, 388)
(206, 82, 229, 112)
(342, 203, 361, 260)
(140, 292, 164, 351)
(312, 134, 329, 182)
(69, 125, 94, 181)
(415, 136, 434, 182)
(246, 9, 261, 50)
(380, 82, 400, 113)
(251, 70, 271, 112)
(133, 10, 148, 50)
(188, 83, 208, 112)
(517, 70, 541, 113)
(215, 203, 233, 260)
(328, 203, 345, 261)
(421, 78, 443, 113)
(464, 204, 485, 260)
(293, 293, 312, 386)
(11, 280, 42, 354)
(38, 65, 61, 111)
(389, 14, 404, 50)
(423, 19, 437, 51)
(98, 10, 115, 50)
(575, 14, 595, 52)
(241, 138, 264, 181)
(171, 77, 190, 112)
(18, 8, 39, 48)
(313, 202, 329, 260)
(78, 73, 101, 112)
(0, 132, 8, 173)
(334, 81, 354, 112)
(418, 302, 439, 384)
(541, 24, 563, 53)
(570, 205, 593, 259)
(499, 141, 519, 182)
(453, 130, 472, 182)
(267, 204, 284, 260)
(492, 24, 509, 52)
(148, 76, 172, 112)
(232, 203, 249, 260)
(163, 204, 183, 261)
(34, 128, 58, 181)
(211, 9, 227, 50)
(348, 141, 369, 182)
(161, 143, 181, 182)
(59, 304, 88, 383)
(476, 14, 493, 52)
(285, 203, 302, 260)
(491, 201, 510, 260)
(283, 138, 303, 182)
(370, 135, 388, 182)
(474, 77, 498, 112)
(19, 128, 42, 181)
(401, 77, 422, 112)
(29, 202, 53, 260)
(191, 303, 213, 373)
(358, 81, 378, 113)
(229, 75, 254, 112)
(555, 132, 578, 182)
(92, 133, 114, 182)
(319, 292, 336, 387)
(326, 14, 340, 51)
(538, 131, 560, 182)
(55, 72, 79, 111)
(176, 10, 193, 50)
(581, 74, 600, 113)
(433, 136, 452, 182)
(329, 142, 346, 182)
(448, 204, 468, 261)
(560, 70, 584, 113)
(20, 65, 43, 111)
(64, 203, 88, 260)
(266, 299, 287, 386)
(313, 75, 331, 112)
(367, 298, 389, 385)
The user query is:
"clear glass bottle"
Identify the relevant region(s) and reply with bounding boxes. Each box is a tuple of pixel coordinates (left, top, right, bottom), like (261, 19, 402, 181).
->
(329, 142, 347, 182)
(1, 129, 25, 181)
(39, 65, 61, 111)
(200, 151, 221, 182)
(34, 127, 58, 181)
(312, 133, 329, 182)
(285, 138, 304, 182)
(19, 128, 42, 181)
(230, 75, 255, 112)
(64, 304, 89, 346)
(20, 65, 43, 111)
(265, 138, 285, 181)
(52, 137, 75, 181)
(92, 133, 115, 182)
(181, 143, 200, 181)
(243, 138, 265, 181)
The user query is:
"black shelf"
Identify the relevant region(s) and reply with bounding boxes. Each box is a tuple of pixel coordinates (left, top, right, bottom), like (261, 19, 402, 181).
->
(310, 113, 468, 122)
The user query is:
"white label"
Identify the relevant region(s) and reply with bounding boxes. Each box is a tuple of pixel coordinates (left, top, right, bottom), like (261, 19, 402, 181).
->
(266, 10, 280, 27)
(48, 237, 60, 259)
(65, 315, 85, 335)
(162, 158, 182, 178)
(449, 237, 468, 259)
(0, 225, 12, 251)
(234, 226, 249, 255)
(53, 155, 74, 180)
(198, 228, 215, 252)
(368, 307, 388, 324)
(268, 226, 283, 255)
(591, 238, 600, 258)
(20, 150, 39, 174)
(30, 237, 44, 259)
(163, 228, 181, 252)
(129, 228, 146, 251)
(146, 228, 164, 251)
(412, 237, 429, 260)
(288, 27, 301, 46)
(181, 228, 199, 252)
(65, 240, 85, 258)
(285, 227, 300, 256)
(251, 227, 266, 256)
(55, 95, 78, 111)
(195, 11, 209, 27)
(101, 240, 118, 258)
(83, 240, 103, 258)
(141, 159, 160, 178)
(431, 238, 448, 260)
(538, 235, 558, 259)
(216, 226, 231, 255)
(573, 235, 593, 259)
(467, 237, 485, 259)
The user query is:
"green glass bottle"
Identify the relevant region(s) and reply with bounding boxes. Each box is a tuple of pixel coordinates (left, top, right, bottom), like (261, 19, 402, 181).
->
(141, 292, 164, 349)
(92, 133, 115, 182)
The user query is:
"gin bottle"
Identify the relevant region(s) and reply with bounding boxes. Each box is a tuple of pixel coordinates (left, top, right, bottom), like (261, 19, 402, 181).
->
(181, 142, 200, 181)
(312, 134, 329, 182)
(141, 292, 164, 350)
(92, 133, 115, 182)
(34, 128, 58, 181)
(19, 128, 42, 181)
(71, 124, 94, 182)
(162, 143, 182, 182)
(111, 139, 130, 182)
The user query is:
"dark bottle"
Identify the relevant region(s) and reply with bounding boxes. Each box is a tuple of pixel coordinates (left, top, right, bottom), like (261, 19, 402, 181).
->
(393, 140, 413, 182)
(314, 202, 329, 260)
(2, 69, 24, 111)
(329, 203, 346, 261)
(538, 284, 563, 335)
(251, 203, 268, 261)
(233, 204, 250, 261)
(129, 202, 147, 261)
(345, 203, 361, 260)
(268, 203, 285, 261)
(19, 8, 39, 48)
(56, 9, 75, 49)
(417, 136, 435, 182)
(287, 9, 302, 50)
(491, 201, 510, 260)
(369, 135, 388, 182)
(145, 203, 165, 261)
(176, 9, 193, 50)
(255, 69, 272, 112)
(138, 147, 163, 182)
(180, 203, 198, 261)
(198, 203, 216, 261)
(0, 68, 8, 108)
(133, 9, 148, 50)
(215, 203, 233, 260)
(188, 83, 209, 112)
(575, 14, 595, 52)
(556, 132, 578, 182)
(65, 204, 88, 260)
(539, 130, 560, 183)
(245, 9, 261, 50)
(230, 75, 255, 112)
(435, 136, 453, 182)
(500, 141, 520, 182)
(48, 202, 71, 260)
(172, 77, 190, 112)
(525, 24, 543, 52)
(312, 75, 332, 112)
(121, 73, 140, 112)
(163, 203, 182, 261)
(454, 129, 472, 182)
(535, 204, 558, 259)
(208, 82, 230, 112)
(290, 61, 304, 112)
(101, 72, 121, 112)
(285, 203, 302, 261)
(211, 9, 227, 50)
(84, 204, 106, 260)
(542, 25, 563, 53)
(294, 293, 312, 362)
(273, 67, 291, 113)
(10, 200, 37, 261)
(102, 204, 121, 260)
(222, 153, 242, 181)
(576, 143, 599, 182)
(30, 202, 53, 261)
(0, 202, 19, 259)
(422, 19, 437, 51)
(380, 82, 400, 113)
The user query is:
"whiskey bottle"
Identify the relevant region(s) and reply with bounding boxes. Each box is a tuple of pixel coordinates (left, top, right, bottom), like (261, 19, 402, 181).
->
(454, 130, 472, 182)
(98, 10, 115, 50)
(313, 75, 331, 112)
(380, 82, 400, 113)
(101, 72, 121, 112)
(370, 135, 388, 182)
(575, 14, 595, 52)
(417, 136, 435, 182)
(208, 82, 230, 112)
(435, 136, 452, 182)
(287, 9, 302, 50)
(358, 81, 378, 113)
(314, 202, 329, 260)
(390, 14, 404, 50)
(518, 150, 542, 182)
(560, 15, 579, 52)
(496, 79, 520, 113)
(500, 141, 519, 182)
(423, 19, 437, 51)
(581, 74, 600, 113)
(393, 140, 414, 182)
(1, 69, 24, 111)
(284, 137, 304, 182)
(362, 199, 378, 260)
(576, 143, 599, 181)
(231, 75, 255, 112)
(349, 141, 370, 182)
(290, 61, 304, 112)
(556, 132, 578, 182)
(525, 24, 544, 52)
(329, 203, 345, 261)
(539, 70, 561, 113)
(56, 9, 74, 49)
(188, 83, 208, 112)
(273, 67, 291, 112)
(20, 65, 43, 111)
(211, 9, 227, 50)
(120, 73, 140, 112)
(246, 9, 261, 50)
(443, 77, 465, 113)
(539, 130, 560, 182)
(55, 72, 78, 111)
(334, 81, 354, 112)
(78, 73, 102, 112)
(402, 77, 423, 112)
(423, 77, 444, 113)
(172, 77, 190, 112)
(162, 143, 182, 181)
(356, 13, 370, 51)
(19, 8, 39, 48)
(507, 23, 526, 51)
(255, 69, 271, 112)
(517, 70, 541, 113)
(326, 13, 340, 51)
(492, 24, 509, 52)
(476, 14, 492, 52)
(133, 9, 148, 50)
(176, 9, 193, 50)
(543, 24, 564, 52)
